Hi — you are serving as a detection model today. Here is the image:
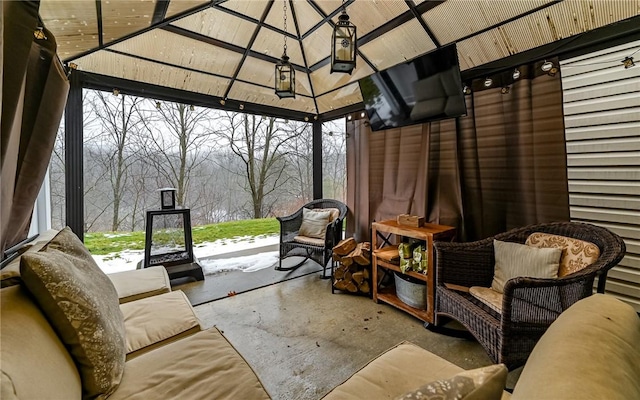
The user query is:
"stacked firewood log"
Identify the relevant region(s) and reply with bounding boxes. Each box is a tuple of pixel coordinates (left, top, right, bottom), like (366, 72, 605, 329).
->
(332, 238, 371, 294)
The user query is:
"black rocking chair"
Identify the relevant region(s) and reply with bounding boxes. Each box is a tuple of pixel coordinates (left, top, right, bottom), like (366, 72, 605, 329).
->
(276, 199, 348, 279)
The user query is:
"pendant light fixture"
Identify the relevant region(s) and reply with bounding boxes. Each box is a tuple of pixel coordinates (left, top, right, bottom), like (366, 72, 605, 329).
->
(275, 0, 295, 98)
(331, 0, 357, 74)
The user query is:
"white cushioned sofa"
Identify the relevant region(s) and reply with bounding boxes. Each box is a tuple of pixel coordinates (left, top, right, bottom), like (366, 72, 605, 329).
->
(1, 228, 270, 400)
(323, 293, 640, 400)
(2, 228, 639, 400)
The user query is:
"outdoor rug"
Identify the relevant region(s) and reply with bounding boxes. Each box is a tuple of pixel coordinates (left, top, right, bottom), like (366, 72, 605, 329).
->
(177, 257, 324, 306)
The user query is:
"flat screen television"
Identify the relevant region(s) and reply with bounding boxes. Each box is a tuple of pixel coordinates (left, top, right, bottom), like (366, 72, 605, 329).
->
(358, 44, 466, 131)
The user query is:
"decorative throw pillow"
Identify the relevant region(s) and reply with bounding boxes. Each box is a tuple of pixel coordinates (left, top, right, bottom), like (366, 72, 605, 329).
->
(315, 207, 340, 223)
(20, 227, 126, 399)
(491, 240, 562, 294)
(395, 364, 508, 400)
(525, 232, 600, 277)
(298, 208, 332, 239)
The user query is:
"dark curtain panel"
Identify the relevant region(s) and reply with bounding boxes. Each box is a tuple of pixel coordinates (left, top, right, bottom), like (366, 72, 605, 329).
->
(425, 119, 463, 231)
(1, 1, 70, 253)
(347, 121, 431, 242)
(456, 58, 570, 240)
(346, 57, 569, 243)
(346, 119, 371, 242)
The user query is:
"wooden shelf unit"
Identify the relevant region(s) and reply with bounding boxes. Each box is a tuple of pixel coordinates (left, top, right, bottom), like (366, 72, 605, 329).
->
(371, 220, 455, 324)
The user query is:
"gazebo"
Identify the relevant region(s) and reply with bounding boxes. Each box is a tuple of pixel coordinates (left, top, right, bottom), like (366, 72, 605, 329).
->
(2, 0, 640, 250)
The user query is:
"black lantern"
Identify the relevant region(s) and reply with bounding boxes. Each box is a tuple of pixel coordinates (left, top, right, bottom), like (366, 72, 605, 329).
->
(275, 0, 295, 99)
(143, 208, 204, 281)
(331, 7, 357, 74)
(159, 188, 176, 209)
(275, 54, 295, 98)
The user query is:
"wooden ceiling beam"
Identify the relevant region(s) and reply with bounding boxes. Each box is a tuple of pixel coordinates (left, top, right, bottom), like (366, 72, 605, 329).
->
(405, 0, 440, 47)
(223, 0, 275, 100)
(289, 0, 319, 113)
(151, 0, 171, 25)
(162, 25, 308, 72)
(65, 0, 224, 63)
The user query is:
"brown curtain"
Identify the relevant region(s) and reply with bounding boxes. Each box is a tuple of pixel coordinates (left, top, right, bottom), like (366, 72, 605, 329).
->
(346, 122, 431, 242)
(455, 59, 570, 240)
(345, 119, 370, 242)
(347, 58, 569, 242)
(1, 1, 70, 254)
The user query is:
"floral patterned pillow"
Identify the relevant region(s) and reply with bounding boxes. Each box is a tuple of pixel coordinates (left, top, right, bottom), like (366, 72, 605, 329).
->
(395, 364, 507, 400)
(526, 232, 600, 277)
(20, 227, 126, 399)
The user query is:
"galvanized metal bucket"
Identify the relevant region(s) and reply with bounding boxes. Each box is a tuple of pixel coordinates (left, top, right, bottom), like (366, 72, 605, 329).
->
(394, 272, 427, 309)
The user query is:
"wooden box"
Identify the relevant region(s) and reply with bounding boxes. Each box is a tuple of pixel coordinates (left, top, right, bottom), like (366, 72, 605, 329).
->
(396, 214, 425, 227)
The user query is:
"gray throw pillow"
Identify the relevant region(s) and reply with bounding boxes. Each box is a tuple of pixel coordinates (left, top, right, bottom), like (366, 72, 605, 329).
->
(20, 227, 126, 399)
(491, 239, 562, 293)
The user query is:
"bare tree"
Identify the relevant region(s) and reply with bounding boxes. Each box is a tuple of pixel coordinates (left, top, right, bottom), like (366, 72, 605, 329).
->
(322, 119, 347, 202)
(49, 97, 103, 231)
(126, 157, 154, 231)
(49, 123, 66, 229)
(50, 96, 337, 233)
(140, 102, 216, 208)
(281, 123, 313, 205)
(208, 150, 246, 222)
(213, 112, 308, 219)
(88, 91, 146, 231)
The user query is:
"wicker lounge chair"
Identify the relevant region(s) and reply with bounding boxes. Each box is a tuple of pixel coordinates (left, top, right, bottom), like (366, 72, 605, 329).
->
(434, 221, 626, 370)
(276, 199, 348, 279)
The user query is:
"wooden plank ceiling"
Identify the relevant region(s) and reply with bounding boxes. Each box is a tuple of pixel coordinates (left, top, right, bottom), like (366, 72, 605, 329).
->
(39, 0, 640, 119)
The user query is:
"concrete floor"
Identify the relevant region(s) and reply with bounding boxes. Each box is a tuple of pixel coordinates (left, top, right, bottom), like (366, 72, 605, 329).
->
(194, 272, 496, 400)
(176, 257, 323, 306)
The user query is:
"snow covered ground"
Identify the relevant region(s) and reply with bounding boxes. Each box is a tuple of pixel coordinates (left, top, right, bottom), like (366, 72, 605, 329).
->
(94, 234, 279, 275)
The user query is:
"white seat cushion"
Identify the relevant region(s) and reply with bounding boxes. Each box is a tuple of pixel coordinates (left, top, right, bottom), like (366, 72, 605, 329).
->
(469, 286, 503, 314)
(293, 235, 325, 246)
(110, 328, 271, 400)
(120, 290, 201, 360)
(109, 266, 171, 304)
(322, 342, 464, 400)
(0, 285, 82, 399)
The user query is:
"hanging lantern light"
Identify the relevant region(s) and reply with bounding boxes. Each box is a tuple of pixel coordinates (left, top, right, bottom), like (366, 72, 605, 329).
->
(331, 1, 357, 74)
(275, 0, 295, 98)
(275, 55, 295, 98)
